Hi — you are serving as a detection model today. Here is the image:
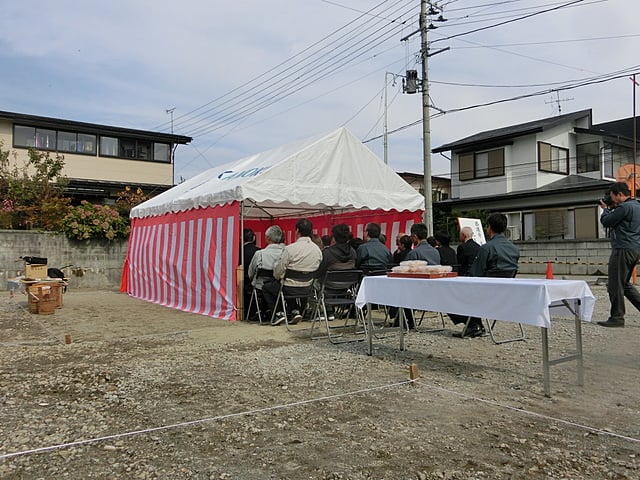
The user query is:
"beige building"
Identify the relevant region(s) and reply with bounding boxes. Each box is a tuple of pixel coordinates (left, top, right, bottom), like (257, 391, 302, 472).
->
(397, 171, 451, 202)
(0, 110, 191, 202)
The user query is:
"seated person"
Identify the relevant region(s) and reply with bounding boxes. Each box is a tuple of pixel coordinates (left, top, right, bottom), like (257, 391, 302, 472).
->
(241, 228, 260, 312)
(317, 224, 357, 278)
(316, 223, 357, 320)
(392, 225, 440, 329)
(456, 226, 480, 277)
(405, 223, 440, 265)
(450, 213, 520, 338)
(356, 222, 392, 272)
(247, 225, 285, 319)
(392, 234, 412, 265)
(262, 218, 322, 325)
(435, 230, 457, 272)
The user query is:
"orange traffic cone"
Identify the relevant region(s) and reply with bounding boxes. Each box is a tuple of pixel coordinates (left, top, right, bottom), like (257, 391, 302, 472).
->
(545, 261, 554, 280)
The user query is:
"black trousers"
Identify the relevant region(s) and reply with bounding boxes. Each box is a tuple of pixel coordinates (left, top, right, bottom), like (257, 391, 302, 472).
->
(607, 248, 640, 322)
(261, 278, 310, 315)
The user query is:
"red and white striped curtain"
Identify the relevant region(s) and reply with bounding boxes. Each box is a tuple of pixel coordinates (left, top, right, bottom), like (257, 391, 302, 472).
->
(122, 203, 240, 320)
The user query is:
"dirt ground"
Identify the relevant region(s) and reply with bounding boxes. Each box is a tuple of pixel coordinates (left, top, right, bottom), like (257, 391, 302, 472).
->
(1, 282, 639, 479)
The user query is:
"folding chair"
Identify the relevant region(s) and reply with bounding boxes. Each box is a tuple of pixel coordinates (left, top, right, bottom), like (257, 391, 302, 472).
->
(245, 268, 273, 324)
(415, 310, 446, 332)
(483, 270, 525, 344)
(359, 266, 393, 332)
(269, 269, 318, 331)
(310, 269, 364, 343)
(457, 270, 525, 343)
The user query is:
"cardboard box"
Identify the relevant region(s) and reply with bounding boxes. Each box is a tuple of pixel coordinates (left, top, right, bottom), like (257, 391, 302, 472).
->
(25, 264, 47, 279)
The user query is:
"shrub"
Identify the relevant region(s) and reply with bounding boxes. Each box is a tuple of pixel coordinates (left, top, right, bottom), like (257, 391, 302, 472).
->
(62, 201, 130, 240)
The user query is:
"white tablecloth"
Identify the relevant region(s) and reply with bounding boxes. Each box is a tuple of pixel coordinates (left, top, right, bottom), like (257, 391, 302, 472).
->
(355, 276, 595, 329)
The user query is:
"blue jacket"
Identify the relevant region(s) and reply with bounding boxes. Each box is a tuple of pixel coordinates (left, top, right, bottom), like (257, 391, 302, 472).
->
(470, 233, 519, 277)
(405, 240, 440, 265)
(356, 238, 392, 268)
(600, 198, 640, 249)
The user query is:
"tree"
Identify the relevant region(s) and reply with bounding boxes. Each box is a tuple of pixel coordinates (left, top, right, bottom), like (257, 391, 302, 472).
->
(0, 142, 70, 230)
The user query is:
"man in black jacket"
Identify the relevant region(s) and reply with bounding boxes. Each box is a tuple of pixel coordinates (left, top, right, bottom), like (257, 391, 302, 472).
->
(317, 224, 357, 278)
(456, 226, 480, 277)
(317, 224, 357, 320)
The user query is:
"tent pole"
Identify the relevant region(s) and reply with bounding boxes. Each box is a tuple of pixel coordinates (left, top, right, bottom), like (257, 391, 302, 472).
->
(238, 200, 245, 321)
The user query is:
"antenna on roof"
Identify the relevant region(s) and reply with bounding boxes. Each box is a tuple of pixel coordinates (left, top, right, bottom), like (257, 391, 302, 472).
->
(545, 91, 573, 115)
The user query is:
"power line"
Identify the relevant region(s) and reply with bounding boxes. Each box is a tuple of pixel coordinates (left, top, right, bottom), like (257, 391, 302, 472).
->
(153, 0, 416, 135)
(363, 65, 640, 144)
(186, 10, 415, 138)
(430, 0, 586, 45)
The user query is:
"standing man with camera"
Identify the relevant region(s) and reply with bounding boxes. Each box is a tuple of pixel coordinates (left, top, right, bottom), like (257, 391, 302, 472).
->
(598, 181, 640, 328)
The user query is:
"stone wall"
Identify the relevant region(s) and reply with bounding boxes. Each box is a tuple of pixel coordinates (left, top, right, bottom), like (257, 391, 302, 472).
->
(0, 231, 614, 291)
(0, 230, 127, 289)
(514, 239, 611, 276)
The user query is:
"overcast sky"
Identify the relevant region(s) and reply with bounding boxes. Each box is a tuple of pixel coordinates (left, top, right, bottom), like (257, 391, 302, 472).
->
(1, 0, 639, 184)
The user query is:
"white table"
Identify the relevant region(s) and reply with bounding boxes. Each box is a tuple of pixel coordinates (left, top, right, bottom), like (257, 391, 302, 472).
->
(355, 276, 596, 396)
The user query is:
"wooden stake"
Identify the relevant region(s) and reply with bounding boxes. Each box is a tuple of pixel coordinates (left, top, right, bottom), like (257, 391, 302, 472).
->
(409, 364, 419, 383)
(64, 334, 71, 345)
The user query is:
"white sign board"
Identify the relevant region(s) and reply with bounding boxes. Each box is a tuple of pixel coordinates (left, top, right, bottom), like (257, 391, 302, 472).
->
(457, 217, 486, 245)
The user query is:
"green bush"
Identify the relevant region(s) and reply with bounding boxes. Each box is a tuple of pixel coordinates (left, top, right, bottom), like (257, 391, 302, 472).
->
(62, 201, 130, 240)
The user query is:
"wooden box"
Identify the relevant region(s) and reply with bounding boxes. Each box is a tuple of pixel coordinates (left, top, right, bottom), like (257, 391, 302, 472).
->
(27, 284, 62, 314)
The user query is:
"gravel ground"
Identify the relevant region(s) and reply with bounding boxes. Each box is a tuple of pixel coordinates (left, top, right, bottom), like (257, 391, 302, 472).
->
(1, 282, 639, 479)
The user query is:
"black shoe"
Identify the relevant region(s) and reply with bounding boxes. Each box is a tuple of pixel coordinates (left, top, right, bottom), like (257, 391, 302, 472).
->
(453, 325, 485, 338)
(597, 319, 624, 328)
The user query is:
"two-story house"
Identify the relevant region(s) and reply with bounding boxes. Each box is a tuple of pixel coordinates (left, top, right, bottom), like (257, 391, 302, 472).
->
(0, 110, 192, 203)
(432, 109, 637, 241)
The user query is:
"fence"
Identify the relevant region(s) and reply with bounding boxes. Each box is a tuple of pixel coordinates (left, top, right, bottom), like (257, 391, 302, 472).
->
(0, 230, 127, 290)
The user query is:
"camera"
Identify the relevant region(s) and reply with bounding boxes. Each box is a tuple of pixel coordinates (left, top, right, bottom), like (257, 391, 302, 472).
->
(601, 194, 615, 208)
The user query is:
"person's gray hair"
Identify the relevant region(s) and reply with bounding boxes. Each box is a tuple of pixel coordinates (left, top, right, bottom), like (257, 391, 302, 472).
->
(265, 225, 284, 244)
(461, 226, 474, 239)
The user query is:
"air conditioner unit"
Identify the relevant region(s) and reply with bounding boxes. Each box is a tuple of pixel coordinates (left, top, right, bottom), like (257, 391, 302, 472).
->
(506, 226, 520, 240)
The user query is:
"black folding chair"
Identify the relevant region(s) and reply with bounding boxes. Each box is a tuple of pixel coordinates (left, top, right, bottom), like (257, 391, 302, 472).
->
(459, 270, 525, 343)
(310, 269, 364, 343)
(483, 270, 525, 344)
(246, 268, 273, 324)
(270, 269, 318, 331)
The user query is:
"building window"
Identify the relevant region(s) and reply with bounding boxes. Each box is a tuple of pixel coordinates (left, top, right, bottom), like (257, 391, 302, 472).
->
(577, 141, 600, 173)
(77, 133, 96, 155)
(136, 140, 152, 160)
(57, 131, 77, 153)
(100, 136, 119, 157)
(57, 131, 95, 154)
(458, 148, 504, 181)
(13, 125, 36, 147)
(538, 142, 569, 174)
(534, 208, 568, 239)
(12, 123, 172, 162)
(34, 128, 56, 150)
(154, 143, 170, 162)
(603, 142, 632, 178)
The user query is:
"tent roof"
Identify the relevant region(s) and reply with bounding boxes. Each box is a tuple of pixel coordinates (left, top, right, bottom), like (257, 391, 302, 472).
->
(131, 127, 424, 219)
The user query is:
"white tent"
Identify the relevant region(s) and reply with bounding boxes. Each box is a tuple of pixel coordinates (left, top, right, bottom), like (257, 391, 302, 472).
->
(131, 127, 423, 219)
(123, 127, 424, 320)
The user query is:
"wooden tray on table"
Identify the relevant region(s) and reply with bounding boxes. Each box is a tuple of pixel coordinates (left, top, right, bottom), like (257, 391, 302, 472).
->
(386, 272, 458, 279)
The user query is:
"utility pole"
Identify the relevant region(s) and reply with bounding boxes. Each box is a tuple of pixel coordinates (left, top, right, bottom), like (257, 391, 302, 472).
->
(383, 72, 397, 165)
(420, 0, 433, 235)
(632, 74, 638, 196)
(384, 73, 389, 165)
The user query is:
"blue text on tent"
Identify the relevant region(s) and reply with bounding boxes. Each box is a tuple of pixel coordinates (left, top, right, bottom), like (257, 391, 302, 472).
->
(217, 166, 271, 180)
